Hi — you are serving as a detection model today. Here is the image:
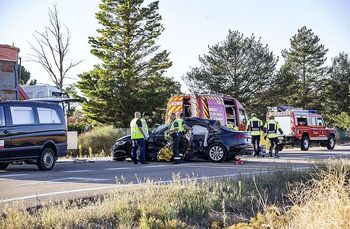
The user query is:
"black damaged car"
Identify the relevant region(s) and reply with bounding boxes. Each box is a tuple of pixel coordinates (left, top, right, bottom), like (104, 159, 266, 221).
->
(112, 118, 253, 162)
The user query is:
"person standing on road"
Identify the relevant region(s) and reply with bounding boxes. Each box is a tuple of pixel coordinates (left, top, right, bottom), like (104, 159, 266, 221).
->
(141, 112, 150, 157)
(246, 113, 264, 157)
(169, 113, 192, 164)
(141, 112, 150, 140)
(264, 115, 283, 158)
(130, 112, 148, 164)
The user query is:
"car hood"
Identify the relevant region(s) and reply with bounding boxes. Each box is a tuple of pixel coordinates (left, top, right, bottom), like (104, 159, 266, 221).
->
(116, 135, 131, 142)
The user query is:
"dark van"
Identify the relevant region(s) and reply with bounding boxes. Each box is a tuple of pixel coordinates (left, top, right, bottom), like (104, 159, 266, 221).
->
(0, 100, 67, 170)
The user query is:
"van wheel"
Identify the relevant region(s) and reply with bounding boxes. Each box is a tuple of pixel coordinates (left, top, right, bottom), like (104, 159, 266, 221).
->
(327, 135, 335, 150)
(37, 147, 56, 171)
(0, 163, 9, 170)
(207, 144, 226, 162)
(301, 136, 310, 151)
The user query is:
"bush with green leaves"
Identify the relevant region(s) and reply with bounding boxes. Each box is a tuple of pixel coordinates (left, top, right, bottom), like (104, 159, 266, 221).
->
(71, 125, 129, 157)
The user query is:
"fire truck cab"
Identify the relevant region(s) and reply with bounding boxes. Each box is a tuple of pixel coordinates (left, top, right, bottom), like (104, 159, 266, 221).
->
(267, 106, 336, 151)
(166, 94, 248, 131)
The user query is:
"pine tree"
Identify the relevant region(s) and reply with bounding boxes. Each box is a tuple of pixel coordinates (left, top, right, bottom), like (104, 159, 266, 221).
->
(77, 0, 180, 127)
(277, 26, 328, 110)
(322, 52, 350, 123)
(182, 30, 277, 117)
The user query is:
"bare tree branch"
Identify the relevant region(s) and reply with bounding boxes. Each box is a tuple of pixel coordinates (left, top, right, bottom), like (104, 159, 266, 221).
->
(28, 3, 83, 90)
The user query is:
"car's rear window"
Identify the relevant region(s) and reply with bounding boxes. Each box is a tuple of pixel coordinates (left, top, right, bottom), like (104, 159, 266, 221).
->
(37, 107, 61, 124)
(0, 106, 5, 126)
(10, 106, 35, 125)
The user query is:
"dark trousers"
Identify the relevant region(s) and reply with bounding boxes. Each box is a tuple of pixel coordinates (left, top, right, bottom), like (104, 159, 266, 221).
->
(252, 135, 261, 156)
(172, 132, 184, 162)
(268, 137, 279, 156)
(132, 139, 145, 163)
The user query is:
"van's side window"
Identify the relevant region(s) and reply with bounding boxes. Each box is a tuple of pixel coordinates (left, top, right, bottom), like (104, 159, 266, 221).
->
(10, 106, 35, 125)
(0, 107, 5, 126)
(37, 107, 61, 124)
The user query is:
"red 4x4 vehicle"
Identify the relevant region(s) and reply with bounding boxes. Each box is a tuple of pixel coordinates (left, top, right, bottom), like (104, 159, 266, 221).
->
(267, 106, 336, 151)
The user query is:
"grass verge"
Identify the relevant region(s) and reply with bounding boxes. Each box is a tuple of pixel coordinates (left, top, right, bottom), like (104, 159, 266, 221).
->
(1, 160, 349, 228)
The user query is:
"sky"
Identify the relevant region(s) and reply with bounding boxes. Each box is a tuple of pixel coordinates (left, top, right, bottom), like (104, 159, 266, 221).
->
(1, 0, 350, 92)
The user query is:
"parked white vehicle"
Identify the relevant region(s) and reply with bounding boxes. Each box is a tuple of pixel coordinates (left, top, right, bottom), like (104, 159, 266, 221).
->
(21, 84, 63, 99)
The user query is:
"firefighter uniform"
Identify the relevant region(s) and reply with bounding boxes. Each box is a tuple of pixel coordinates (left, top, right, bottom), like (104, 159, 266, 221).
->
(170, 117, 185, 164)
(247, 115, 263, 156)
(264, 118, 283, 158)
(130, 116, 146, 164)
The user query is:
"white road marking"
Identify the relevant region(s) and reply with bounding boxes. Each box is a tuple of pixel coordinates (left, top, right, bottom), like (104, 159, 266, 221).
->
(0, 167, 310, 203)
(15, 177, 110, 187)
(63, 170, 92, 173)
(0, 173, 28, 178)
(104, 167, 132, 171)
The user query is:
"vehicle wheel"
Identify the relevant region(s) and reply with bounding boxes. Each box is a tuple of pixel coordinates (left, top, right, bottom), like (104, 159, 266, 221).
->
(207, 144, 226, 162)
(301, 135, 310, 151)
(0, 163, 9, 170)
(277, 145, 284, 152)
(327, 135, 335, 150)
(37, 147, 56, 171)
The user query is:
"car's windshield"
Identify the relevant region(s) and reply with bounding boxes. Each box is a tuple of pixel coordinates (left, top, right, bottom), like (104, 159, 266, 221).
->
(152, 124, 169, 133)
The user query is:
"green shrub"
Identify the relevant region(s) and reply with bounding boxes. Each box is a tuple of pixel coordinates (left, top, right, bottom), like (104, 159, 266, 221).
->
(70, 125, 128, 157)
(67, 122, 91, 134)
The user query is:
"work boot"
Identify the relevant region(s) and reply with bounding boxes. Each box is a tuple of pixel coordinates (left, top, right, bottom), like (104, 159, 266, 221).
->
(274, 154, 279, 158)
(269, 152, 273, 157)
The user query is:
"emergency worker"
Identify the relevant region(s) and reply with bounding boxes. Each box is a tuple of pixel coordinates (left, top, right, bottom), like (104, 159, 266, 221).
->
(130, 112, 148, 164)
(246, 113, 263, 157)
(264, 115, 283, 158)
(227, 121, 239, 131)
(141, 112, 150, 156)
(169, 113, 192, 164)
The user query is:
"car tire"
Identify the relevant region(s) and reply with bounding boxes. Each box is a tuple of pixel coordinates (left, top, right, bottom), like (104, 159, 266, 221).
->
(277, 145, 284, 152)
(207, 144, 227, 162)
(327, 135, 335, 150)
(37, 147, 56, 171)
(0, 163, 9, 170)
(301, 135, 310, 151)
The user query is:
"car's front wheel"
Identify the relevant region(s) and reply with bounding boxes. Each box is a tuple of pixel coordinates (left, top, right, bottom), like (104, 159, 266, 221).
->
(327, 135, 335, 150)
(0, 163, 9, 170)
(37, 147, 56, 171)
(207, 144, 226, 162)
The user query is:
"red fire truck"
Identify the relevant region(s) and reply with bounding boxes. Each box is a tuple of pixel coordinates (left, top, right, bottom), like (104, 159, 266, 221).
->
(267, 106, 336, 151)
(166, 94, 248, 130)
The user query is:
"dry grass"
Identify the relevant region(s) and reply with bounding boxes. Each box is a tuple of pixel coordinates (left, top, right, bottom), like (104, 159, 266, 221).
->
(2, 160, 350, 229)
(0, 170, 310, 229)
(230, 159, 350, 229)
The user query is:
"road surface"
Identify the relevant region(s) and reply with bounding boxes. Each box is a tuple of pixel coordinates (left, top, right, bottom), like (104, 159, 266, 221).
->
(0, 146, 349, 207)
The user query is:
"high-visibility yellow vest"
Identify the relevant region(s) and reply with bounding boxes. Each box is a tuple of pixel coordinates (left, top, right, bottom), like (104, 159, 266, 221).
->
(265, 120, 281, 138)
(249, 117, 263, 136)
(227, 123, 239, 131)
(170, 118, 185, 132)
(141, 118, 149, 138)
(130, 118, 144, 139)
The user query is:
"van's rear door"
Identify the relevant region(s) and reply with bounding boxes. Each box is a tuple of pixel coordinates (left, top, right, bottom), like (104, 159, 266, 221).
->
(0, 105, 14, 161)
(275, 114, 292, 136)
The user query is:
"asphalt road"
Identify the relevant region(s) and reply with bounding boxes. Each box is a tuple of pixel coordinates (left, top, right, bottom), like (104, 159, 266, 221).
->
(1, 146, 350, 207)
